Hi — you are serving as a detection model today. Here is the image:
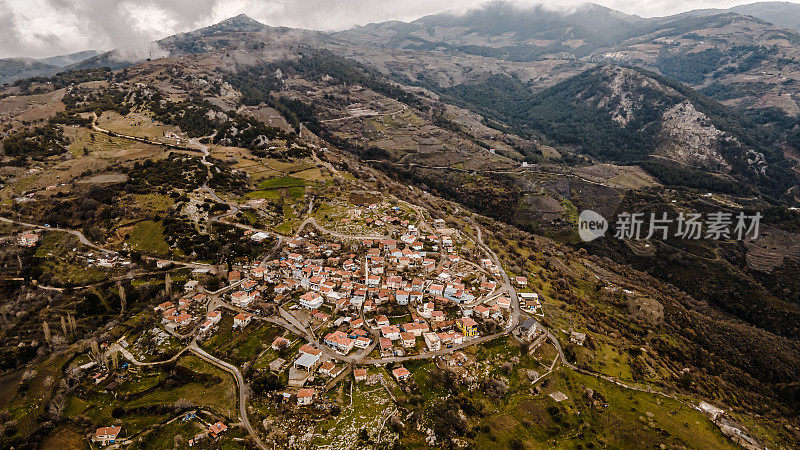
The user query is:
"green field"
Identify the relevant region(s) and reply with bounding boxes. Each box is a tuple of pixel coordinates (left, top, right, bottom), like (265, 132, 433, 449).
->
(257, 176, 306, 190)
(126, 220, 170, 254)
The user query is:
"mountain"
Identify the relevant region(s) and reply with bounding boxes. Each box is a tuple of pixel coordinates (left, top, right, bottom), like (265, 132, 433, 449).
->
(731, 1, 800, 31)
(0, 50, 100, 85)
(0, 58, 58, 85)
(334, 2, 800, 118)
(336, 2, 645, 53)
(158, 13, 321, 56)
(38, 50, 101, 68)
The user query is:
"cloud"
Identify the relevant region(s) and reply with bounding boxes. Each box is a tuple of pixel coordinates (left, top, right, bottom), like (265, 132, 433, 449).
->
(2, 0, 226, 59)
(0, 0, 795, 59)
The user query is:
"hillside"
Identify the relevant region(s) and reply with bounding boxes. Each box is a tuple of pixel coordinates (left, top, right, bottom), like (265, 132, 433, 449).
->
(440, 65, 794, 194)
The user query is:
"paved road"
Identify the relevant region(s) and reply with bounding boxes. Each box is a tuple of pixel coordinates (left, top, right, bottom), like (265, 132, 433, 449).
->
(188, 342, 267, 450)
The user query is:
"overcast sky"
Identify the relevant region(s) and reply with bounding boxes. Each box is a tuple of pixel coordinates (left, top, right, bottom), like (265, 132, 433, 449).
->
(0, 0, 793, 59)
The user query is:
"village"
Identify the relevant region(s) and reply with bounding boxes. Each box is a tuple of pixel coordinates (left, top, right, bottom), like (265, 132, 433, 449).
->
(52, 191, 549, 447)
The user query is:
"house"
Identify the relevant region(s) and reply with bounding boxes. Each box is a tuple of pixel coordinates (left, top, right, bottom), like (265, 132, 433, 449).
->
(171, 312, 192, 327)
(269, 358, 286, 372)
(354, 336, 371, 349)
(519, 318, 539, 340)
(251, 231, 270, 242)
(515, 276, 528, 286)
(375, 315, 390, 327)
(294, 352, 321, 372)
(392, 366, 412, 381)
(428, 284, 444, 296)
(299, 292, 323, 309)
(423, 332, 441, 351)
(324, 331, 355, 354)
(351, 289, 367, 306)
(233, 313, 252, 328)
(297, 388, 315, 405)
(155, 301, 174, 312)
(184, 280, 199, 292)
(250, 267, 266, 279)
(354, 368, 368, 381)
(400, 332, 416, 348)
(456, 317, 478, 337)
(480, 281, 497, 292)
(381, 325, 401, 340)
(93, 426, 122, 446)
(299, 344, 322, 357)
(272, 336, 290, 351)
(364, 274, 379, 287)
(519, 292, 540, 311)
(206, 310, 222, 323)
(199, 319, 215, 334)
(208, 421, 228, 438)
(570, 331, 587, 346)
(473, 305, 490, 319)
(192, 268, 210, 278)
(431, 311, 445, 322)
(17, 232, 40, 247)
(295, 345, 322, 371)
(156, 260, 171, 269)
(228, 270, 242, 282)
(319, 362, 337, 376)
(395, 290, 409, 305)
(383, 275, 400, 289)
(496, 297, 511, 309)
(401, 322, 429, 337)
(231, 290, 255, 308)
(421, 302, 434, 316)
(379, 338, 393, 356)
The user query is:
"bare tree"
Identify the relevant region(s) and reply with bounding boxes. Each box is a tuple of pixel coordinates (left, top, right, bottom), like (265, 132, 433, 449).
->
(165, 273, 172, 297)
(68, 314, 77, 335)
(42, 321, 51, 346)
(118, 282, 126, 314)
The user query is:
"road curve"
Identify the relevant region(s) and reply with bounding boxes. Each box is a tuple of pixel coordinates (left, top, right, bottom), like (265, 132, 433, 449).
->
(188, 342, 267, 450)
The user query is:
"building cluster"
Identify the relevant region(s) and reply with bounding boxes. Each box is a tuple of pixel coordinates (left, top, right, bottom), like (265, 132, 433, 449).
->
(154, 293, 212, 333)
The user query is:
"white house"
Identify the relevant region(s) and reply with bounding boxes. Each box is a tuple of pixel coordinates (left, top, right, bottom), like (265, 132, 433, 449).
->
(93, 426, 122, 446)
(299, 292, 323, 309)
(233, 313, 252, 328)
